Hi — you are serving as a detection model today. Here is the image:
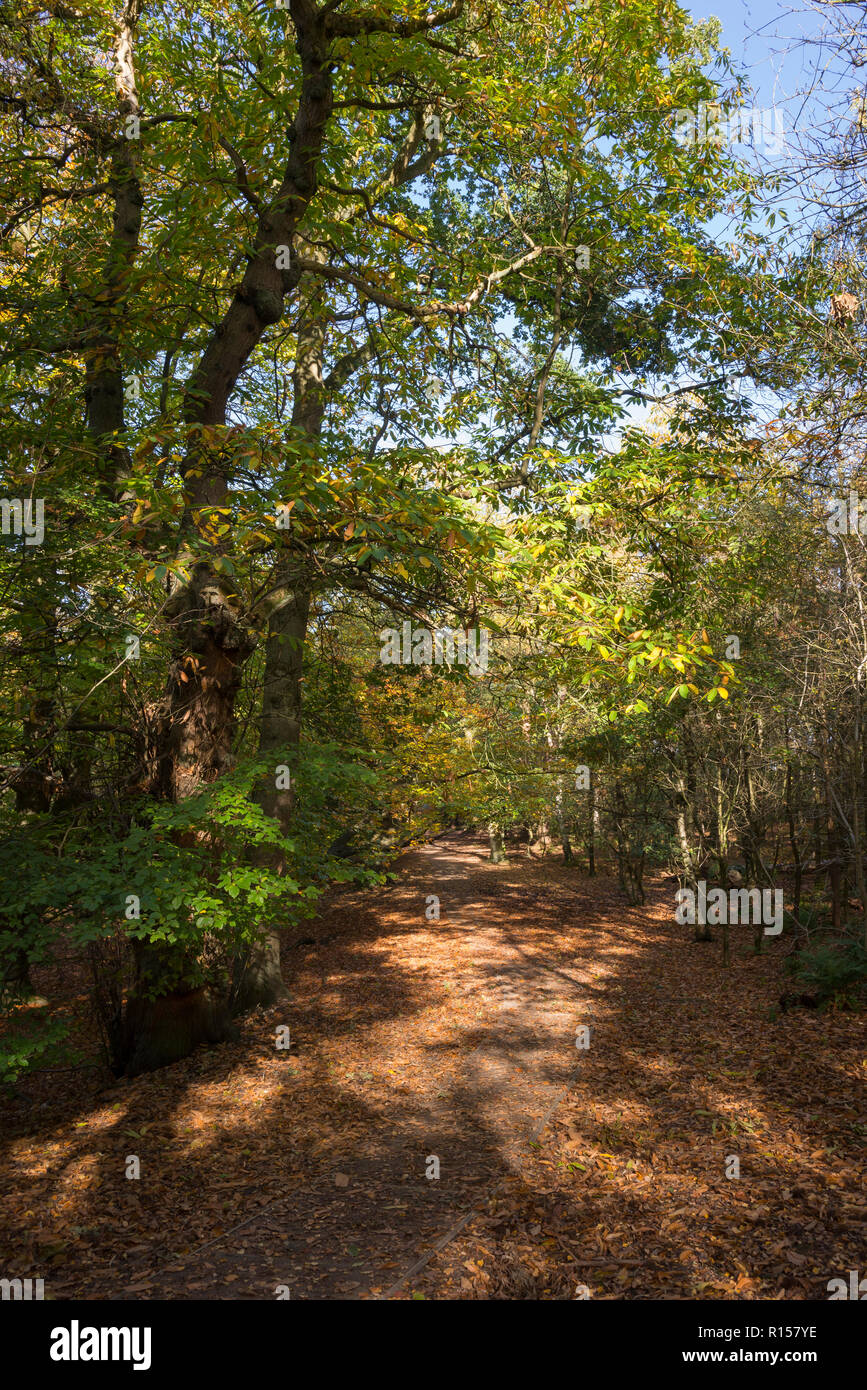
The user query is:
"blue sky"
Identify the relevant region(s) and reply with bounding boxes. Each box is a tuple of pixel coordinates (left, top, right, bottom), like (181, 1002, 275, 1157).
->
(687, 0, 810, 104)
(603, 1, 862, 437)
(684, 0, 860, 154)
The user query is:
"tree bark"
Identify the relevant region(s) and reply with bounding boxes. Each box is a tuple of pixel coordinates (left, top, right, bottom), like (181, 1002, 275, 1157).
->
(717, 764, 730, 966)
(674, 746, 707, 939)
(231, 585, 310, 1012)
(231, 267, 323, 1010)
(784, 737, 802, 929)
(489, 822, 506, 863)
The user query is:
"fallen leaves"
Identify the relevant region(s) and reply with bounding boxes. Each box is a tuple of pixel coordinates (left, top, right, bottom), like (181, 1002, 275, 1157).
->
(1, 837, 864, 1303)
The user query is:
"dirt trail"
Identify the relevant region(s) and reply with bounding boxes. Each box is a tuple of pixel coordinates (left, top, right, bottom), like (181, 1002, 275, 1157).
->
(2, 832, 591, 1299)
(3, 831, 863, 1301)
(147, 831, 591, 1299)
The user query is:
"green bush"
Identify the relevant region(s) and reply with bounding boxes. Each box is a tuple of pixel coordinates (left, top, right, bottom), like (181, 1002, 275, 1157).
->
(786, 936, 867, 1008)
(0, 743, 390, 1079)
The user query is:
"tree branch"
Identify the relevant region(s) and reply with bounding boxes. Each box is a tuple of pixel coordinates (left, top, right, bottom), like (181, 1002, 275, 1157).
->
(325, 1, 465, 40)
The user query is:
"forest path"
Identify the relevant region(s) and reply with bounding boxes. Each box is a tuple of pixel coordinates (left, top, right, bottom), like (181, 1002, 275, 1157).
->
(5, 833, 863, 1301)
(6, 831, 596, 1300)
(149, 830, 594, 1299)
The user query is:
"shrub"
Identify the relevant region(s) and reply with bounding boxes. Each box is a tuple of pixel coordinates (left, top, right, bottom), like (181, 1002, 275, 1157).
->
(786, 935, 867, 1009)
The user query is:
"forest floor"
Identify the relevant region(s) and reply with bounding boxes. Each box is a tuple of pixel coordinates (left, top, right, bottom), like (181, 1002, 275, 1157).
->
(1, 831, 865, 1300)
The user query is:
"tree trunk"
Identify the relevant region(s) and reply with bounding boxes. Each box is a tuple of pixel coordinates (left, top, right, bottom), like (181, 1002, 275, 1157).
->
(232, 583, 310, 1013)
(675, 754, 708, 940)
(785, 743, 802, 928)
(489, 822, 506, 863)
(232, 271, 323, 1011)
(559, 798, 573, 865)
(118, 941, 235, 1077)
(823, 755, 842, 932)
(716, 764, 730, 966)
